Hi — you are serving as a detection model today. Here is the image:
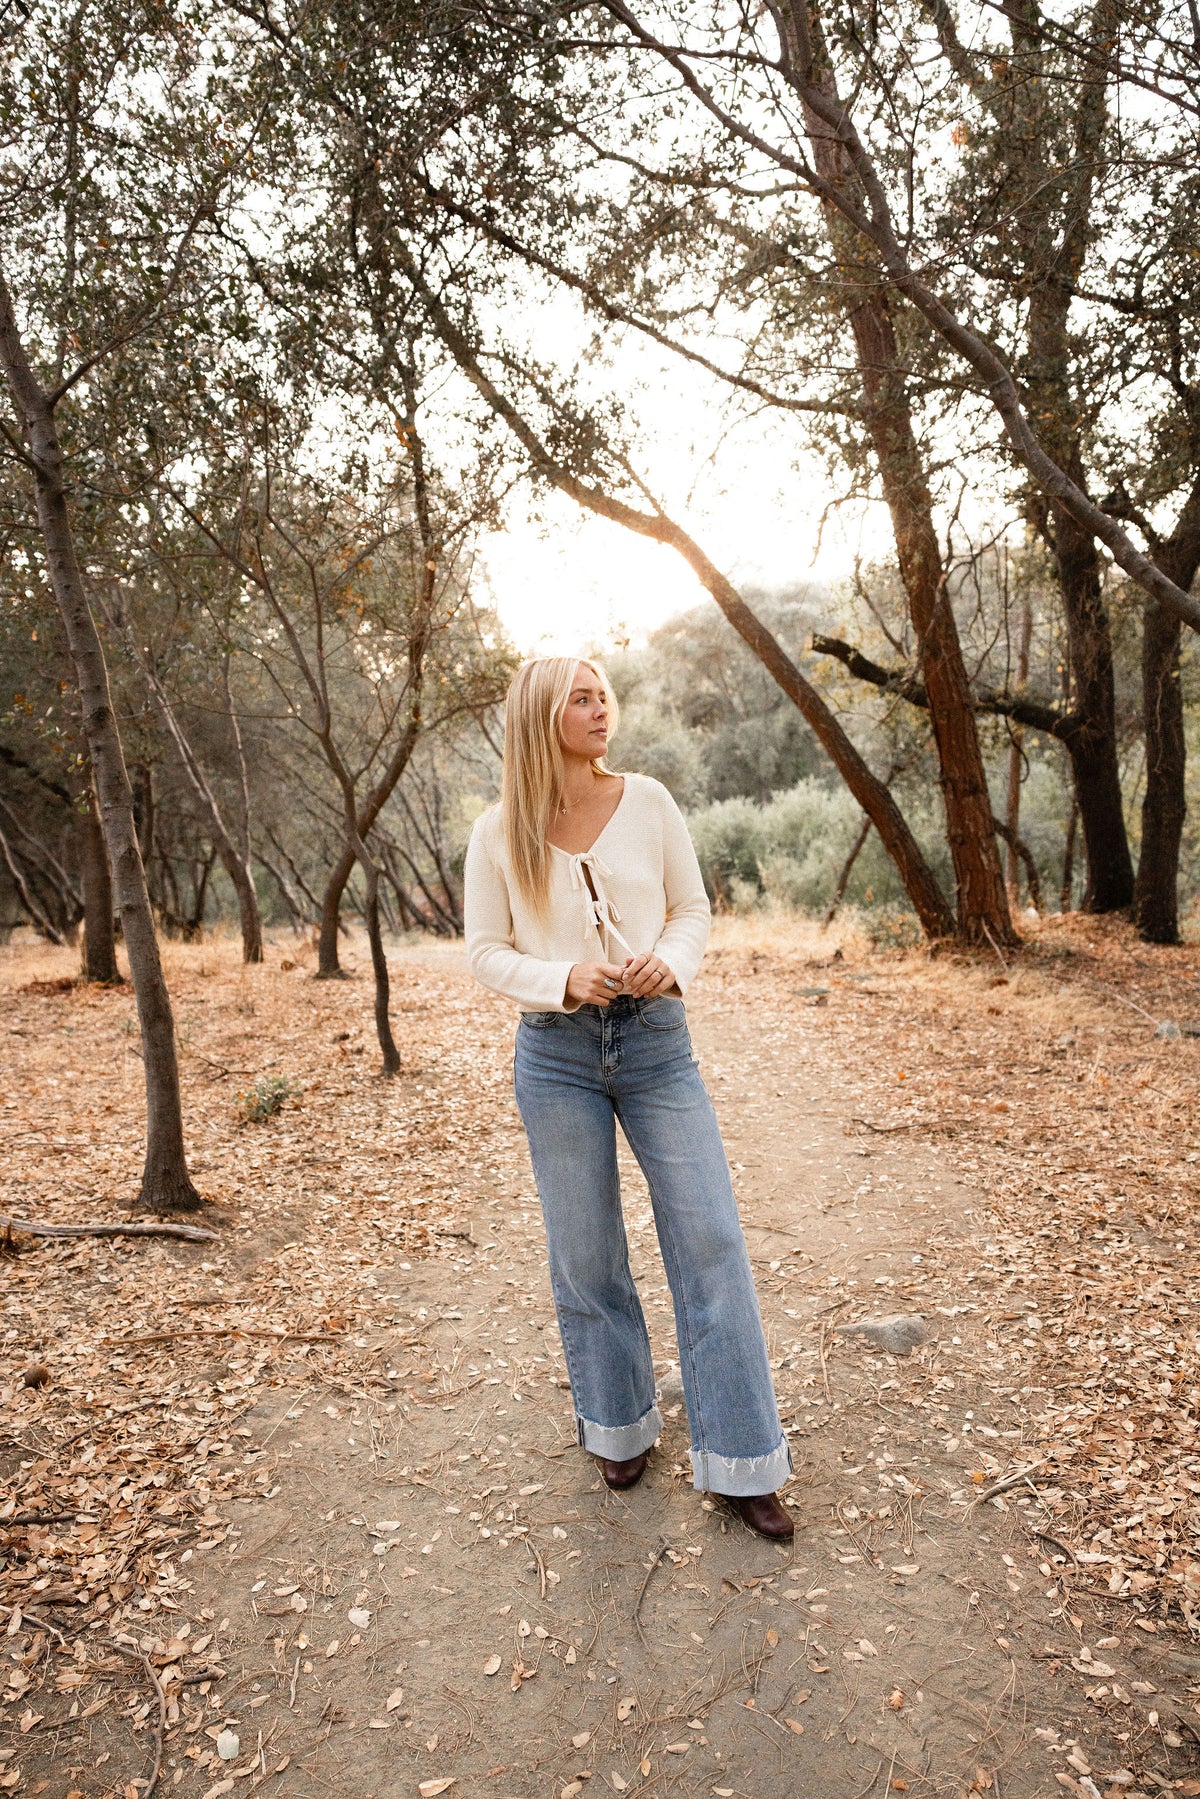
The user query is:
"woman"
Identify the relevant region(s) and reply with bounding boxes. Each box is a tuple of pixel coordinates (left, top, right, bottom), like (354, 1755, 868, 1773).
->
(464, 656, 793, 1539)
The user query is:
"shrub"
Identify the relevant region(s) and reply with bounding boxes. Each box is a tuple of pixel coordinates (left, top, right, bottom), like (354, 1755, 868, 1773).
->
(237, 1074, 301, 1123)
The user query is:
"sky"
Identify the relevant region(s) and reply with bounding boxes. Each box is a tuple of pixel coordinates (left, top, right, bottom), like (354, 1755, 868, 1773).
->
(479, 487, 893, 654)
(463, 279, 897, 657)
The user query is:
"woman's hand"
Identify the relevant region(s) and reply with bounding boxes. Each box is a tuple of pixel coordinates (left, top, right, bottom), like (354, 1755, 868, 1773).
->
(565, 960, 629, 1007)
(620, 951, 676, 997)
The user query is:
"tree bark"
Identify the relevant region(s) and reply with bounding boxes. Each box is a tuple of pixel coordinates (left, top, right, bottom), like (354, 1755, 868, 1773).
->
(1134, 596, 1184, 942)
(316, 842, 356, 976)
(1042, 476, 1133, 912)
(991, 815, 1042, 914)
(823, 812, 872, 927)
(1060, 800, 1079, 913)
(0, 264, 200, 1211)
(793, 15, 1014, 947)
(408, 262, 957, 942)
(1003, 597, 1033, 909)
(217, 844, 263, 962)
(77, 774, 120, 982)
(1132, 485, 1200, 943)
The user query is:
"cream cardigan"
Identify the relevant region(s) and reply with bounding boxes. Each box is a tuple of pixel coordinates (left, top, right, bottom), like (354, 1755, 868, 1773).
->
(463, 773, 711, 1012)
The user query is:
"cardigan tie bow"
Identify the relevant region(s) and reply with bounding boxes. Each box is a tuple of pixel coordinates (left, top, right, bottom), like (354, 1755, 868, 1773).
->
(566, 850, 634, 957)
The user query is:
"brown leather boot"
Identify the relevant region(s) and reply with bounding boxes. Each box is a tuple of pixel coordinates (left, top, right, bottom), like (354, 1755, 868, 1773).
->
(598, 1451, 649, 1490)
(728, 1492, 795, 1539)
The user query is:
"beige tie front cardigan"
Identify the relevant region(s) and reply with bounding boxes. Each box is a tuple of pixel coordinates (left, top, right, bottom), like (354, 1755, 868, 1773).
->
(463, 773, 711, 1012)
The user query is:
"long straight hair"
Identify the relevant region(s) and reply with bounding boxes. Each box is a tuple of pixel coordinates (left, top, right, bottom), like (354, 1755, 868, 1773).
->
(501, 656, 618, 916)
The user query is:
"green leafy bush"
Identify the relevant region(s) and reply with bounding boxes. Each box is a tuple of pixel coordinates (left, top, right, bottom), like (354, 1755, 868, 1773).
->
(237, 1074, 301, 1124)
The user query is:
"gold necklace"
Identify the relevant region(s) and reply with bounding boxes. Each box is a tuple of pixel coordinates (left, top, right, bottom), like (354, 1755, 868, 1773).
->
(557, 780, 597, 816)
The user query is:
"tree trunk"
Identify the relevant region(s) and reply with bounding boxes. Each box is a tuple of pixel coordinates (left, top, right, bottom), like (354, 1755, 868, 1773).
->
(77, 776, 120, 982)
(795, 27, 1014, 948)
(1003, 596, 1033, 909)
(218, 845, 264, 962)
(846, 288, 1016, 945)
(1049, 492, 1133, 912)
(0, 265, 200, 1211)
(1013, 14, 1133, 915)
(364, 867, 401, 1076)
(1132, 493, 1200, 943)
(823, 812, 872, 927)
(1134, 597, 1184, 942)
(1060, 800, 1079, 913)
(316, 843, 356, 976)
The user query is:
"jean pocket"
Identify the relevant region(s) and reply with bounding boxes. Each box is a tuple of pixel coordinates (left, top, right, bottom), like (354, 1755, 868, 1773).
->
(636, 997, 686, 1031)
(519, 1011, 560, 1029)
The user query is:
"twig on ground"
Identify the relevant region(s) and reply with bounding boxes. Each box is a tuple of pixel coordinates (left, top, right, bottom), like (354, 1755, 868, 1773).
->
(0, 1214, 217, 1243)
(632, 1539, 670, 1636)
(111, 1639, 167, 1796)
(1030, 1527, 1078, 1564)
(103, 1329, 345, 1347)
(971, 1460, 1049, 1505)
(851, 1757, 884, 1799)
(527, 1537, 547, 1601)
(818, 1317, 835, 1402)
(0, 1603, 66, 1642)
(289, 1654, 300, 1708)
(1, 1511, 79, 1526)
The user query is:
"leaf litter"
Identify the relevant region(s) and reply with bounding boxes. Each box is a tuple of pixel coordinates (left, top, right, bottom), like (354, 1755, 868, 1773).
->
(0, 916, 1197, 1797)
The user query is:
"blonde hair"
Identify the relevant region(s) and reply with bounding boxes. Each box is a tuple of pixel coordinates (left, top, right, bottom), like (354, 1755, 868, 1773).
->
(501, 656, 619, 915)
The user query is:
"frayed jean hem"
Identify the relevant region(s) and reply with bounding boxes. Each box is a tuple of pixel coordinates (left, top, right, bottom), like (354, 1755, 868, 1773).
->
(578, 1403, 662, 1460)
(691, 1435, 792, 1497)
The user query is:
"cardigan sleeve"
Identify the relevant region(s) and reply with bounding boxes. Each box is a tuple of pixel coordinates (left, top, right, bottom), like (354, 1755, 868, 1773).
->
(463, 816, 579, 1012)
(650, 784, 711, 995)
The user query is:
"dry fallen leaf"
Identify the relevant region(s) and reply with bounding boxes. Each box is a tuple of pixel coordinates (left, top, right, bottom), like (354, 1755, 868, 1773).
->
(483, 1655, 502, 1676)
(571, 1731, 590, 1748)
(616, 1696, 637, 1721)
(888, 1688, 905, 1710)
(386, 1688, 405, 1711)
(418, 1782, 456, 1798)
(784, 1719, 805, 1735)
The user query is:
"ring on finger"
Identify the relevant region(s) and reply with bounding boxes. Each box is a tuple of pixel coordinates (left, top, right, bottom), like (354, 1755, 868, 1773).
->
(603, 977, 618, 990)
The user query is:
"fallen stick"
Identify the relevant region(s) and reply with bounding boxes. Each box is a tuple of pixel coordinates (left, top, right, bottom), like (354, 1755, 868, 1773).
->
(0, 1512, 78, 1527)
(0, 1602, 66, 1643)
(632, 1539, 670, 1636)
(971, 1459, 1049, 1505)
(103, 1329, 345, 1347)
(111, 1640, 166, 1796)
(0, 1214, 217, 1244)
(818, 1318, 834, 1402)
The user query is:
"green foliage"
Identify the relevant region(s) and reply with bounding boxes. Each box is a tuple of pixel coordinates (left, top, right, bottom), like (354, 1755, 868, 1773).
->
(686, 778, 953, 917)
(237, 1075, 301, 1125)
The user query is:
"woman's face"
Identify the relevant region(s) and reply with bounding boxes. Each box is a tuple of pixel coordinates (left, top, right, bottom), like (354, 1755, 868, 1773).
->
(559, 664, 610, 761)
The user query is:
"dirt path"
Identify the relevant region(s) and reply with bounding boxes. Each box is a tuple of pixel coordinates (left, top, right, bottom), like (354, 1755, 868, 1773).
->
(1, 927, 1198, 1799)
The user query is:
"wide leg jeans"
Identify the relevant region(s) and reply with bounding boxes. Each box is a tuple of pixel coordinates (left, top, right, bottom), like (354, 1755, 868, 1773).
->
(513, 994, 790, 1496)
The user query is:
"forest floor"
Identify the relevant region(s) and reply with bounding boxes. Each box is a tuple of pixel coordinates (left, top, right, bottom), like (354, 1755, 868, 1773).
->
(1, 913, 1199, 1799)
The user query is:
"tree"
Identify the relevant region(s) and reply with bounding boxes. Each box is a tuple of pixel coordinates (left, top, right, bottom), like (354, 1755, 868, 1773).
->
(0, 1, 275, 1205)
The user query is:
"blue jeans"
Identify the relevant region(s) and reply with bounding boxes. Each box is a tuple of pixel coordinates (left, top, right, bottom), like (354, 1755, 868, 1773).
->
(513, 994, 790, 1497)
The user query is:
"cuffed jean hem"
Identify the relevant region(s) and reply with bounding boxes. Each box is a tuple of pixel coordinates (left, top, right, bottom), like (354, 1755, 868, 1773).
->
(690, 1435, 793, 1497)
(578, 1403, 662, 1460)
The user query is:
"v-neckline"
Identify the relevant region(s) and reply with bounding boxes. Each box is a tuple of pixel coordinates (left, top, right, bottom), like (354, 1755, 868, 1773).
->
(548, 776, 628, 859)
